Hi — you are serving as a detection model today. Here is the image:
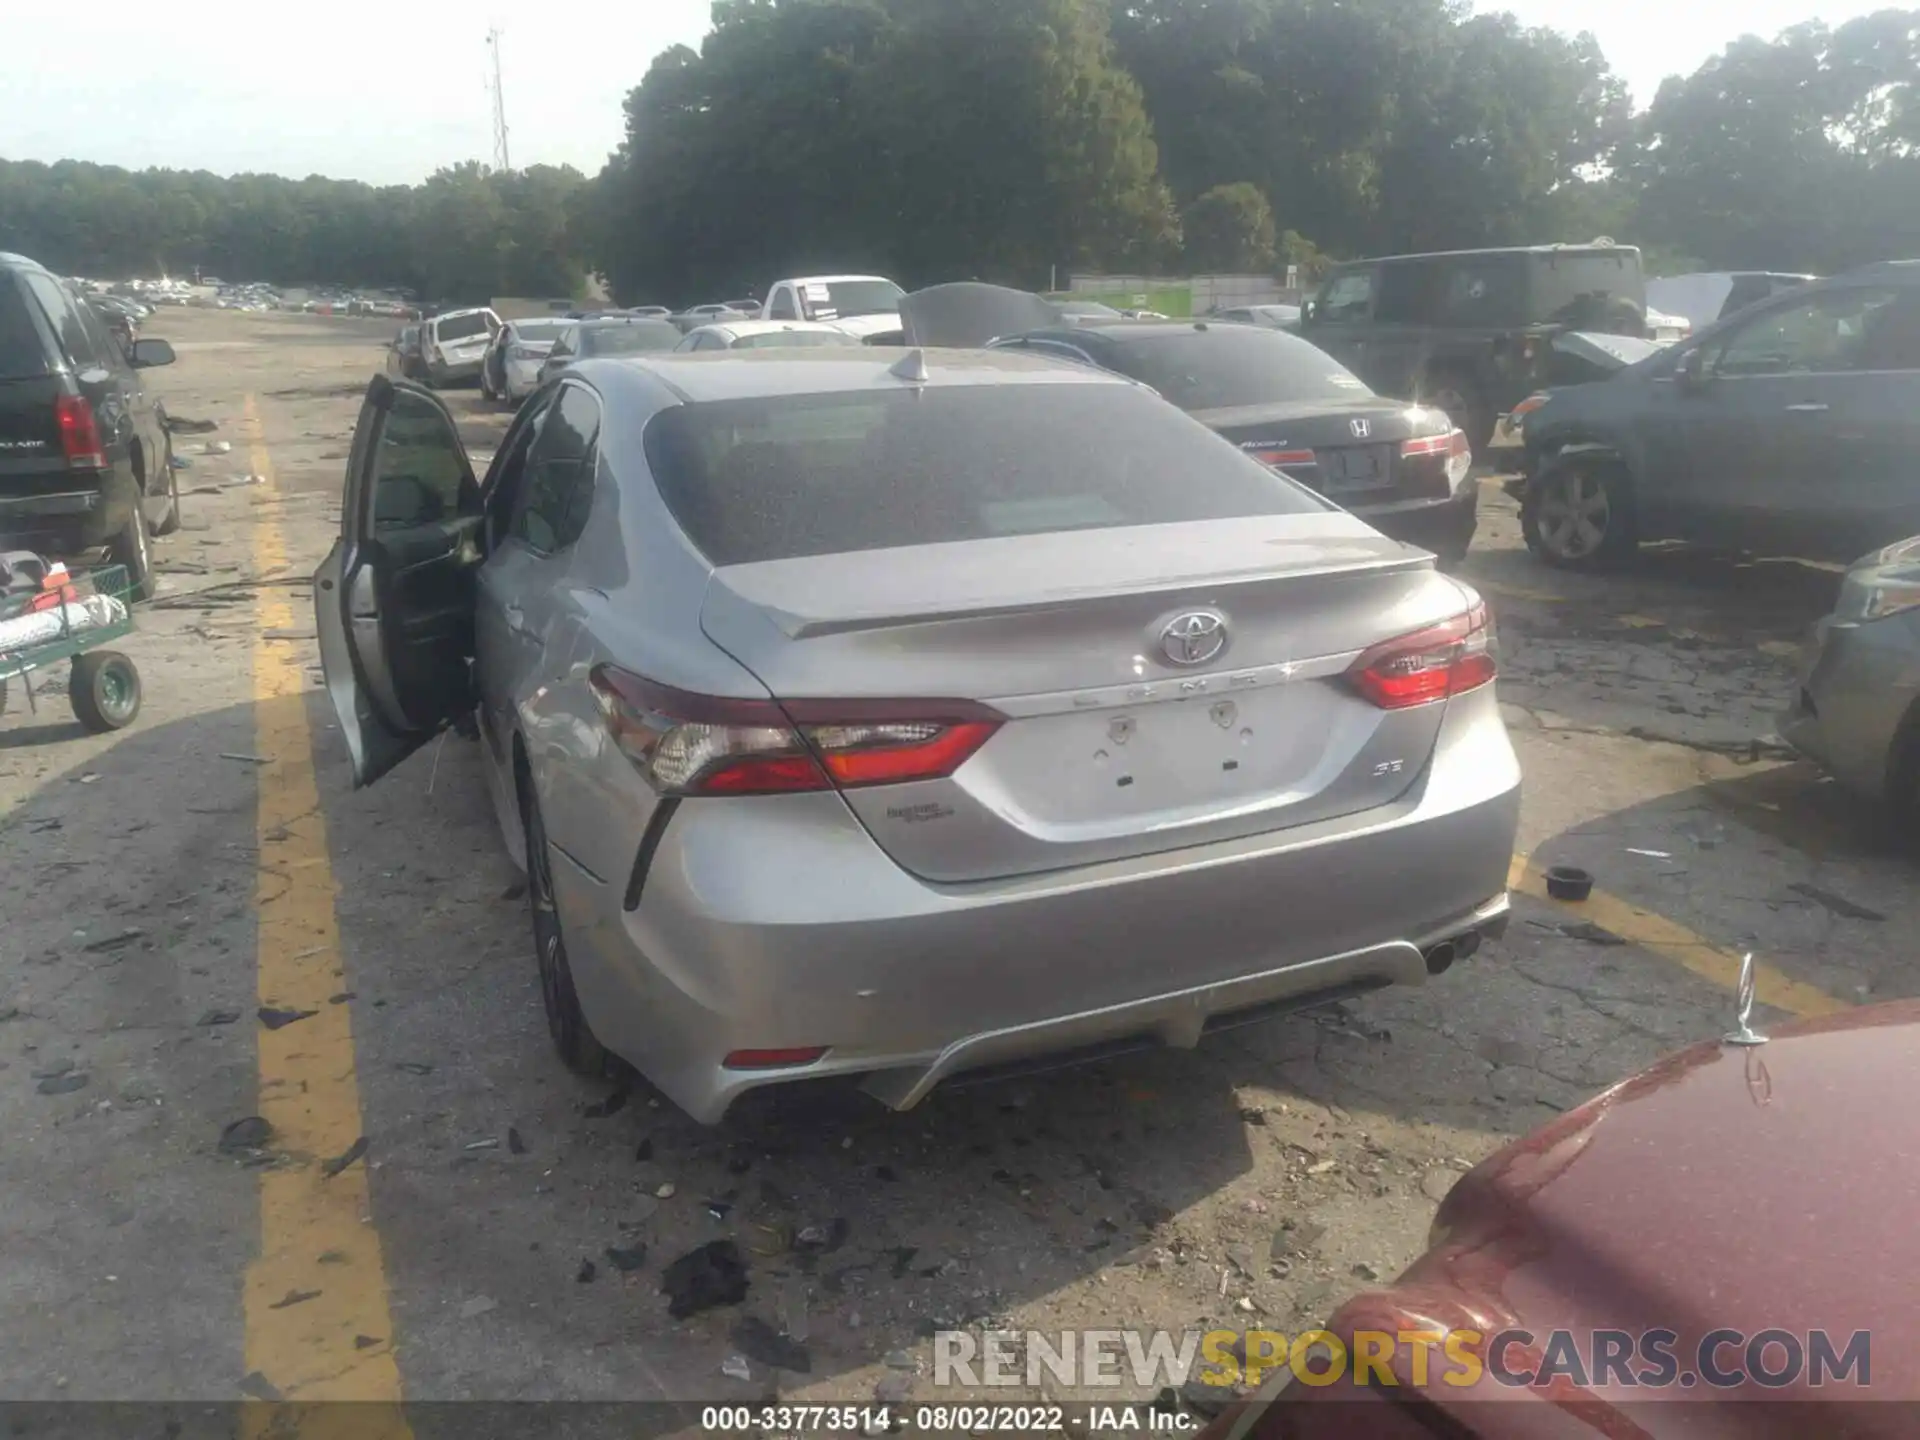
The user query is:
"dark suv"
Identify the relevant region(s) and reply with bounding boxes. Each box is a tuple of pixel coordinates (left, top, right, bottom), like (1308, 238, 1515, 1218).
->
(1297, 244, 1647, 449)
(0, 252, 178, 600)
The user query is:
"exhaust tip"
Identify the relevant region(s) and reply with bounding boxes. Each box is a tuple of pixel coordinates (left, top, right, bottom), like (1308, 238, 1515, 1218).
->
(1423, 941, 1457, 976)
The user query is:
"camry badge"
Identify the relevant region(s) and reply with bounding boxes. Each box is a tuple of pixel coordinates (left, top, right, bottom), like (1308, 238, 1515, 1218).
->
(1160, 611, 1228, 667)
(1350, 417, 1371, 439)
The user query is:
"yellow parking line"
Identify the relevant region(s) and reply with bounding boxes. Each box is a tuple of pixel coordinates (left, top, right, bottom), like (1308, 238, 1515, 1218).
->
(240, 396, 411, 1433)
(1507, 855, 1849, 1018)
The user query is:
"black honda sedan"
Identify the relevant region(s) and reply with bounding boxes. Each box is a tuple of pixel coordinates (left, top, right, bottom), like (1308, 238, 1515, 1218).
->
(899, 285, 1477, 565)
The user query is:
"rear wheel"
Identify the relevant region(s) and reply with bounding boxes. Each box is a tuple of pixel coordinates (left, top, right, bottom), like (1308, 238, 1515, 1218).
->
(69, 651, 141, 732)
(1422, 375, 1492, 454)
(523, 779, 613, 1077)
(1522, 457, 1638, 570)
(152, 433, 182, 537)
(109, 503, 157, 602)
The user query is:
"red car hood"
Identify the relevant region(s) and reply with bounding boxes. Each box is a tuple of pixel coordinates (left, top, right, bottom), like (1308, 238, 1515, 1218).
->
(1257, 1001, 1920, 1437)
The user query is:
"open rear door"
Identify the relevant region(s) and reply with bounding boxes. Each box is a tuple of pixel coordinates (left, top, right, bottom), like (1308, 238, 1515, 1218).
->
(314, 374, 482, 787)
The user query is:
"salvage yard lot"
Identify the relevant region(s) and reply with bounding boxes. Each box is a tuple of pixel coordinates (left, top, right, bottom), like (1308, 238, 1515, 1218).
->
(1, 308, 1913, 1407)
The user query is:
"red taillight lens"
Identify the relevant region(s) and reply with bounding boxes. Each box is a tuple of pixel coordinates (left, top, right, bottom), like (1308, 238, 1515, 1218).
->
(1400, 428, 1473, 490)
(587, 667, 1003, 797)
(1348, 602, 1497, 709)
(1249, 447, 1317, 470)
(55, 394, 105, 468)
(724, 1047, 828, 1070)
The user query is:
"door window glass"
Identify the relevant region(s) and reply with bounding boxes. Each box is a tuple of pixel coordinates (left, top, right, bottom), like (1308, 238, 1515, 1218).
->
(1854, 292, 1920, 371)
(371, 390, 472, 531)
(510, 384, 602, 553)
(1707, 287, 1902, 378)
(769, 289, 800, 320)
(1316, 270, 1375, 322)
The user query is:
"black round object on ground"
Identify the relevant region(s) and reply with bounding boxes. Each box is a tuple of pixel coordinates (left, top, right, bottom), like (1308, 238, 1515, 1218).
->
(1545, 865, 1595, 902)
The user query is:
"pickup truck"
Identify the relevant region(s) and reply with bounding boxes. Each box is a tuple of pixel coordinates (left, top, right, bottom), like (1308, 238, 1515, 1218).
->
(759, 275, 904, 340)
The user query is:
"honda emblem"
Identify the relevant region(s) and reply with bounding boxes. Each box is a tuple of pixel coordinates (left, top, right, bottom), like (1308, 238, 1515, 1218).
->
(1349, 417, 1371, 439)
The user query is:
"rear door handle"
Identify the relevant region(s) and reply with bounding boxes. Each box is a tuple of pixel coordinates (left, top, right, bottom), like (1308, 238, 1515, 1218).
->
(1785, 403, 1830, 413)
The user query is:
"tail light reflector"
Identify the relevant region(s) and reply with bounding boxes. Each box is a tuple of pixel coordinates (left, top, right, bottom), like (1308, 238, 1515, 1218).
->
(55, 394, 105, 469)
(587, 667, 1003, 797)
(1348, 602, 1496, 709)
(1249, 447, 1317, 470)
(1400, 428, 1473, 490)
(724, 1047, 828, 1070)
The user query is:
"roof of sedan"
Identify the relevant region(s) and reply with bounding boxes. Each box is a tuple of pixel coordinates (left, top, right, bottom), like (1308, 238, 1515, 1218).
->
(585, 346, 1136, 403)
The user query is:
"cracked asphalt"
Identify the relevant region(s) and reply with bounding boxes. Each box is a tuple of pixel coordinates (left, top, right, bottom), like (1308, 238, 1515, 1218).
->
(0, 310, 1909, 1414)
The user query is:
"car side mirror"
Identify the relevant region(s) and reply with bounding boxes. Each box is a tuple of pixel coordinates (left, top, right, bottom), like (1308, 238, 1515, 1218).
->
(129, 338, 175, 369)
(1301, 300, 1318, 324)
(1673, 348, 1708, 391)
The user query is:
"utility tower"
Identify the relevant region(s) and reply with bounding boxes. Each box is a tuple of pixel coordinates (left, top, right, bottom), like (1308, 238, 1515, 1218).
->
(486, 28, 511, 172)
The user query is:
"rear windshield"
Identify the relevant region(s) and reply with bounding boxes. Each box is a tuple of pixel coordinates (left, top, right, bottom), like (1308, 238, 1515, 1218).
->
(580, 322, 684, 355)
(1529, 252, 1646, 326)
(434, 312, 495, 342)
(735, 330, 850, 350)
(512, 320, 571, 342)
(0, 275, 54, 380)
(799, 279, 904, 321)
(1097, 328, 1370, 410)
(644, 383, 1325, 565)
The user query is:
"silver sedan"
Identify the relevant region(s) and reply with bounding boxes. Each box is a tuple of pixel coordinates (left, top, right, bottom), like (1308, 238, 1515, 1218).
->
(1780, 536, 1920, 807)
(315, 349, 1521, 1122)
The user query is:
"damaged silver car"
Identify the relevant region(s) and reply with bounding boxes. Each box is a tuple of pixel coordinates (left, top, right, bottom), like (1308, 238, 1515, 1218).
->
(314, 350, 1520, 1122)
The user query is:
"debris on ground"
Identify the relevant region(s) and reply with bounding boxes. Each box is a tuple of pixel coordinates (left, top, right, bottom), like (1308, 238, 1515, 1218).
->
(605, 1244, 647, 1273)
(1179, 1379, 1238, 1417)
(236, 1372, 283, 1402)
(81, 928, 144, 953)
(218, 1116, 273, 1154)
(196, 1009, 241, 1027)
(269, 1289, 320, 1310)
(458, 1297, 498, 1319)
(393, 1061, 433, 1075)
(662, 1240, 750, 1319)
(635, 1137, 654, 1162)
(1788, 882, 1887, 922)
(257, 1006, 316, 1030)
(795, 1218, 851, 1255)
(732, 1315, 812, 1373)
(656, 1182, 677, 1200)
(508, 1127, 526, 1155)
(36, 1072, 89, 1095)
(165, 415, 220, 434)
(720, 1355, 752, 1382)
(876, 1372, 914, 1404)
(1527, 918, 1628, 945)
(320, 1136, 369, 1179)
(464, 1139, 499, 1152)
(576, 1259, 597, 1284)
(582, 1088, 628, 1119)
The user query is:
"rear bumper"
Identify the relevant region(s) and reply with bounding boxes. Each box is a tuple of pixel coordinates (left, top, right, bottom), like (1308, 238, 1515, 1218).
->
(429, 357, 484, 384)
(0, 468, 134, 551)
(1351, 484, 1478, 558)
(503, 359, 545, 399)
(548, 684, 1521, 1123)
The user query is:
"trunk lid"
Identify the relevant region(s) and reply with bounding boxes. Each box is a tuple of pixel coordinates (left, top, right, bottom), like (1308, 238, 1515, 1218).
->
(700, 513, 1473, 882)
(1193, 397, 1443, 507)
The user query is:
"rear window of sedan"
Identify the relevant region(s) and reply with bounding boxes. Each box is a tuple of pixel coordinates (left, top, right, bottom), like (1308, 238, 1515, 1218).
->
(1095, 327, 1370, 410)
(644, 383, 1327, 565)
(434, 311, 495, 342)
(579, 322, 684, 356)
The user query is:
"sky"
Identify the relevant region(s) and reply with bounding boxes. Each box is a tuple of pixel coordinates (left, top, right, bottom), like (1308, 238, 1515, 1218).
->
(0, 0, 1896, 185)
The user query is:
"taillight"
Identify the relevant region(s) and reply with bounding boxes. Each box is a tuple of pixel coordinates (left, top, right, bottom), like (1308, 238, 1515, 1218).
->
(55, 394, 105, 469)
(1249, 447, 1317, 470)
(587, 667, 1003, 797)
(1400, 428, 1472, 490)
(724, 1047, 828, 1070)
(1347, 602, 1496, 709)
(508, 344, 538, 360)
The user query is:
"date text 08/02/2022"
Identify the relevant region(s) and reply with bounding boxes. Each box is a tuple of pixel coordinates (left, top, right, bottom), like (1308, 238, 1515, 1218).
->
(701, 1405, 1200, 1433)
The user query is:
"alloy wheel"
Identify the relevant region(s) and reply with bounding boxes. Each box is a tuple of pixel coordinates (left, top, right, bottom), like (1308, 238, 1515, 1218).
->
(1534, 468, 1612, 561)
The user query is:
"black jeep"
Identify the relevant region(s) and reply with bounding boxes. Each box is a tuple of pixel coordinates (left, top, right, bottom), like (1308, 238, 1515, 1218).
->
(1295, 243, 1648, 451)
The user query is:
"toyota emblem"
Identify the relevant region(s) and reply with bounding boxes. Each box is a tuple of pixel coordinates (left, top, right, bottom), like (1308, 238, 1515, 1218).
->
(1160, 610, 1228, 667)
(1349, 417, 1371, 439)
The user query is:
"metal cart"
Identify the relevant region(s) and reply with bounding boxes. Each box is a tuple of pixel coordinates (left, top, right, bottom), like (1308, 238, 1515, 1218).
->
(0, 563, 143, 733)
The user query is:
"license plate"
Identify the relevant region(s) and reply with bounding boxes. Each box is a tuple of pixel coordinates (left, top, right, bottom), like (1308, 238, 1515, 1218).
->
(1315, 446, 1389, 492)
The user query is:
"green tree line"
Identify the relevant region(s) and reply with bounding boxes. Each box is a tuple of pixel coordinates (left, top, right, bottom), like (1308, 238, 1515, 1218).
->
(3, 0, 1917, 304)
